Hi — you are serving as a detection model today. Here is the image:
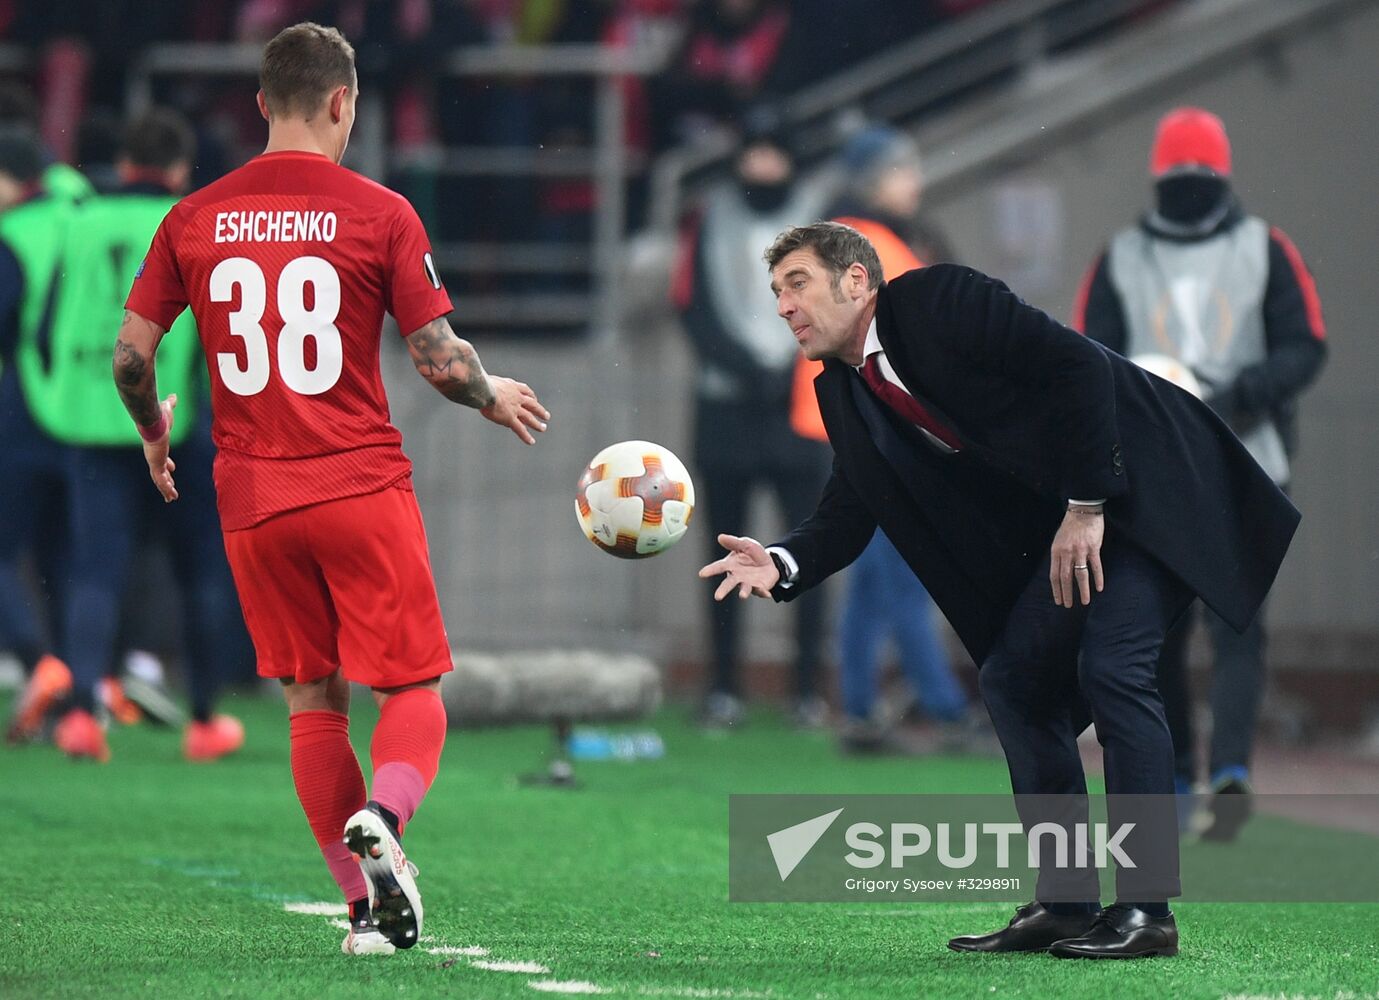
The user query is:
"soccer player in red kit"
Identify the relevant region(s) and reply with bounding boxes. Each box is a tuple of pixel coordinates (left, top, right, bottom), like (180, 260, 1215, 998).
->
(113, 23, 550, 956)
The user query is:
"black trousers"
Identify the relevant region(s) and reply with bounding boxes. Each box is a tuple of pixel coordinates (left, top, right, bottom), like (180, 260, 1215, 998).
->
(63, 418, 250, 722)
(700, 457, 830, 699)
(977, 536, 1193, 901)
(1157, 598, 1268, 783)
(0, 371, 69, 670)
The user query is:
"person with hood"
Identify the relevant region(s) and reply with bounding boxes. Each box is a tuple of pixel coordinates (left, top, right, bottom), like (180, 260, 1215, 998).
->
(813, 126, 974, 754)
(1075, 106, 1327, 841)
(674, 106, 831, 729)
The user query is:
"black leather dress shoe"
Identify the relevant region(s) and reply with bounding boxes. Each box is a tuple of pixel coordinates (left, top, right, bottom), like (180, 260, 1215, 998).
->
(1048, 903, 1179, 958)
(947, 902, 1099, 953)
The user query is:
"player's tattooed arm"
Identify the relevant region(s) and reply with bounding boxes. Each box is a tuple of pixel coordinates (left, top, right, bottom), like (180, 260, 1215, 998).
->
(404, 316, 549, 444)
(115, 309, 180, 501)
(113, 310, 167, 428)
(404, 316, 497, 409)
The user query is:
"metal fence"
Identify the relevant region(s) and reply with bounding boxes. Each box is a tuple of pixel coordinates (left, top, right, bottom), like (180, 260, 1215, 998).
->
(127, 38, 673, 340)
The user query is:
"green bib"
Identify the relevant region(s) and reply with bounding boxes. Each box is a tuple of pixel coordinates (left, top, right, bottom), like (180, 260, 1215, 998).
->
(0, 195, 73, 429)
(43, 162, 95, 204)
(42, 192, 200, 446)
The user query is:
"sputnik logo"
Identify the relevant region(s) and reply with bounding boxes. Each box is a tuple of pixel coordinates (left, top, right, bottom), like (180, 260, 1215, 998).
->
(766, 809, 844, 881)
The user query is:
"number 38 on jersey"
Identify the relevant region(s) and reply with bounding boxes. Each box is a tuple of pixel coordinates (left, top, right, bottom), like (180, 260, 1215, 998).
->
(210, 255, 343, 396)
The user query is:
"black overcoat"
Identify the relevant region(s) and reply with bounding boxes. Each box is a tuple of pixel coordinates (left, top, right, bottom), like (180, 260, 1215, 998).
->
(771, 264, 1300, 664)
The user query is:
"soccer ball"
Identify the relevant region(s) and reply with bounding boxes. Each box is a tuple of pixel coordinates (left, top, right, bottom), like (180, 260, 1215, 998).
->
(575, 440, 695, 559)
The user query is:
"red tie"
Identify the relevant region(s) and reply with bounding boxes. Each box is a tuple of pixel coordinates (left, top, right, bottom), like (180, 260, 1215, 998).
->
(860, 354, 963, 451)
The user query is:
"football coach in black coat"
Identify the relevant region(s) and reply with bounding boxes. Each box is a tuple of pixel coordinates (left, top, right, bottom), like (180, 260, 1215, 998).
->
(700, 222, 1298, 959)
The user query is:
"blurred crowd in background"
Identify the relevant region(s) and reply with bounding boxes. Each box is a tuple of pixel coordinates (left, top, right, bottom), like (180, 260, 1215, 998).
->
(1, 0, 1027, 302)
(4, 0, 999, 156)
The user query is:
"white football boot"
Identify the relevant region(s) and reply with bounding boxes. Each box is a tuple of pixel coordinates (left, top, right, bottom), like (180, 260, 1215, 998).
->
(341, 909, 396, 956)
(343, 803, 423, 949)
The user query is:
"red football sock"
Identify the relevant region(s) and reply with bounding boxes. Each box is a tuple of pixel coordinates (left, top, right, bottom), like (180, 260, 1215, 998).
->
(370, 687, 447, 834)
(289, 710, 369, 903)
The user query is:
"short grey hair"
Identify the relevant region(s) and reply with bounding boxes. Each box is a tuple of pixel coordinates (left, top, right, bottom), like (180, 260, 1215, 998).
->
(764, 221, 884, 290)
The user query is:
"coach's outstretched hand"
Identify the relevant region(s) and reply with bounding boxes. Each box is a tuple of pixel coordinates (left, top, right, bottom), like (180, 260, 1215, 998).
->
(481, 377, 550, 445)
(142, 393, 179, 503)
(699, 534, 780, 601)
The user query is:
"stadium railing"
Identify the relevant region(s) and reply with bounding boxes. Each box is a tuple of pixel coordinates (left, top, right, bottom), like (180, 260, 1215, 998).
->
(646, 0, 1176, 235)
(127, 39, 674, 340)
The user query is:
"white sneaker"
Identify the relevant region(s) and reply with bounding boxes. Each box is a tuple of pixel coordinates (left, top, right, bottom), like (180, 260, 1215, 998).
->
(341, 911, 396, 956)
(343, 804, 423, 949)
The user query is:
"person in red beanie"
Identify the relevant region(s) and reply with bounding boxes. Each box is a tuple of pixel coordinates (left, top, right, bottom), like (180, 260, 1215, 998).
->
(1074, 106, 1327, 842)
(1148, 106, 1233, 177)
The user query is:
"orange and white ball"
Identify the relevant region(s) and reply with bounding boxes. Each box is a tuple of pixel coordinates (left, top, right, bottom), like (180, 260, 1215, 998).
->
(575, 440, 695, 559)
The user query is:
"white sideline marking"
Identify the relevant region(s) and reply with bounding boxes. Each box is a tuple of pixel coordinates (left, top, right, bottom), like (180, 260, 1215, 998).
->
(637, 989, 771, 998)
(473, 959, 551, 973)
(525, 983, 770, 998)
(528, 982, 611, 995)
(283, 901, 349, 916)
(277, 902, 772, 1000)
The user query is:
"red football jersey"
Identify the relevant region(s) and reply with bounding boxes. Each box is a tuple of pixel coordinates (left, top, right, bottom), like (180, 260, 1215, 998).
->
(126, 150, 453, 530)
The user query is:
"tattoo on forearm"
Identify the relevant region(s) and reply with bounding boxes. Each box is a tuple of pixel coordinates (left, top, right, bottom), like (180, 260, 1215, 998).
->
(113, 336, 161, 427)
(405, 318, 496, 409)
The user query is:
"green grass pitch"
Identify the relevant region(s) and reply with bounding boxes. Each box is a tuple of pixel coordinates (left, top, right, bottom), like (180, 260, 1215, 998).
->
(2, 690, 1376, 998)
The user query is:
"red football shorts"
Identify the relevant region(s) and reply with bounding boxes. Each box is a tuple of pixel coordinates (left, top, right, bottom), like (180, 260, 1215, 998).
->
(222, 480, 453, 688)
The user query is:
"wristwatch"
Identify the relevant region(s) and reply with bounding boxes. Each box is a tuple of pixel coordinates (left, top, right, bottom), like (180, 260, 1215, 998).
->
(768, 550, 791, 588)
